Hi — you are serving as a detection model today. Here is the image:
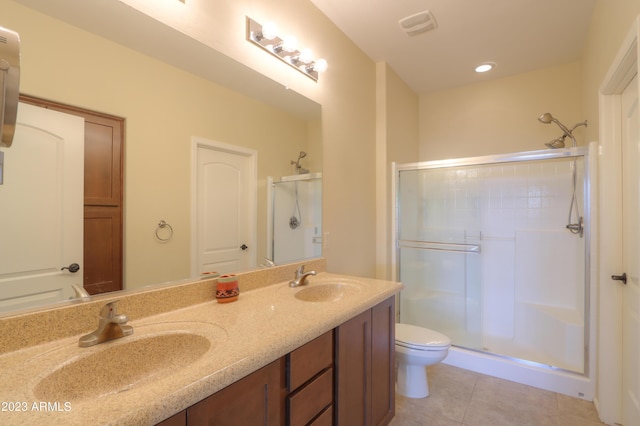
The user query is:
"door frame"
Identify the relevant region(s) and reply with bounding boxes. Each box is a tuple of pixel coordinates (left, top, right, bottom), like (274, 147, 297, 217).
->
(190, 136, 257, 277)
(597, 15, 639, 425)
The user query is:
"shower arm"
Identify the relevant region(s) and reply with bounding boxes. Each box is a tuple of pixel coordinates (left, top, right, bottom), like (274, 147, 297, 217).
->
(557, 120, 588, 148)
(549, 119, 576, 147)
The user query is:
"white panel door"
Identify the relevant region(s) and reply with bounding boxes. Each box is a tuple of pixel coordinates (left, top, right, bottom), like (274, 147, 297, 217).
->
(0, 102, 84, 313)
(194, 138, 256, 275)
(622, 74, 640, 426)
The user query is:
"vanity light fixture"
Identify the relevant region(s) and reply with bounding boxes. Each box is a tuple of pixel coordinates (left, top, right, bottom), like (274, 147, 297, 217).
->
(246, 17, 327, 82)
(475, 62, 496, 73)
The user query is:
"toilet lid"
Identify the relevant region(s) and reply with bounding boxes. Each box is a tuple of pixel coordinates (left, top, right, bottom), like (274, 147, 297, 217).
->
(396, 323, 451, 349)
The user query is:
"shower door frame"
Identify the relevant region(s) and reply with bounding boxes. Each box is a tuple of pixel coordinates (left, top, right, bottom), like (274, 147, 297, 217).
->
(392, 146, 595, 379)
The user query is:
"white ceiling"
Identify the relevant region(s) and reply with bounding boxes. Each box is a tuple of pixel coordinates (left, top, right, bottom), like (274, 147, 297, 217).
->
(310, 0, 597, 93)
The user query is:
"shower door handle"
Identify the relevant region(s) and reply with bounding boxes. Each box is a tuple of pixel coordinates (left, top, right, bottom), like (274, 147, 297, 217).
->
(611, 272, 627, 285)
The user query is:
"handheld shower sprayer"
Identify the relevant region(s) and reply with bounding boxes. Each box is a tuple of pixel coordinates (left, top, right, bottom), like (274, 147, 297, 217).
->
(537, 112, 587, 237)
(537, 113, 587, 148)
(291, 151, 309, 174)
(287, 151, 308, 229)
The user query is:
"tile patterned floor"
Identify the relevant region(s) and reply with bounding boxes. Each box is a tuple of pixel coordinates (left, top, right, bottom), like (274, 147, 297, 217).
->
(390, 364, 605, 426)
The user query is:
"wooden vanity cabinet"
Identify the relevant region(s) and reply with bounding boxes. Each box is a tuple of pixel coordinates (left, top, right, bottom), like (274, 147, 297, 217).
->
(156, 296, 395, 426)
(335, 296, 395, 426)
(187, 357, 286, 426)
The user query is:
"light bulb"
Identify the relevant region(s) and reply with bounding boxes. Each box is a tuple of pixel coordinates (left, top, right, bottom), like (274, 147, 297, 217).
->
(298, 48, 313, 63)
(261, 22, 278, 40)
(312, 58, 328, 73)
(282, 35, 298, 53)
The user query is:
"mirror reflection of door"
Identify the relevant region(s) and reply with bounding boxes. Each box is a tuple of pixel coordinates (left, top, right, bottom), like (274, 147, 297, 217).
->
(0, 102, 83, 312)
(193, 137, 257, 276)
(20, 96, 125, 296)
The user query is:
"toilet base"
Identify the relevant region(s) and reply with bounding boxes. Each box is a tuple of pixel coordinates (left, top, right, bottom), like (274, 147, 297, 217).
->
(397, 363, 429, 398)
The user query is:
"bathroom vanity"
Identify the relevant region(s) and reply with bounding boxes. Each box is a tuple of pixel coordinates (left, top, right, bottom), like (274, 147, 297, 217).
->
(0, 262, 401, 426)
(159, 296, 395, 426)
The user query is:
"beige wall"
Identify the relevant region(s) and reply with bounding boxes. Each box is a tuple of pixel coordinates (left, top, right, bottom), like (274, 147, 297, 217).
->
(375, 63, 419, 279)
(3, 0, 316, 288)
(384, 65, 420, 165)
(418, 61, 585, 161)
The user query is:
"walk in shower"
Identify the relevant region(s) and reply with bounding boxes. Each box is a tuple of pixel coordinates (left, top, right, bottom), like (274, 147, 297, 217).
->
(267, 173, 322, 265)
(394, 146, 595, 399)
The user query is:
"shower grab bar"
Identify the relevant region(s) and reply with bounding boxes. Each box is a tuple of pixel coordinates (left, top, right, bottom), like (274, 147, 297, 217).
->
(398, 240, 481, 254)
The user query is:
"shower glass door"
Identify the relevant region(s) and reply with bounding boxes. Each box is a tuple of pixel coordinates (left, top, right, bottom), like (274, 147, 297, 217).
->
(397, 166, 483, 350)
(396, 150, 589, 374)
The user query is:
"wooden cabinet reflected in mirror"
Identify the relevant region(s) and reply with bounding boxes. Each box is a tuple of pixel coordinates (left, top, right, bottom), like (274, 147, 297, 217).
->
(21, 95, 124, 296)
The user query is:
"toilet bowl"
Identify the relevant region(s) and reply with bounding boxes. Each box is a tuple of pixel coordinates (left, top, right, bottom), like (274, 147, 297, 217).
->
(395, 323, 451, 398)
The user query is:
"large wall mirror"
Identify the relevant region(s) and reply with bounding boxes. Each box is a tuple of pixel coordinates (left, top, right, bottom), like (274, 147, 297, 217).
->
(0, 0, 322, 315)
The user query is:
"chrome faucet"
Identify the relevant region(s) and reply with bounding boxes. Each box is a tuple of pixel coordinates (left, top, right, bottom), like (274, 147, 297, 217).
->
(71, 284, 91, 300)
(261, 258, 277, 267)
(79, 300, 133, 347)
(289, 264, 317, 288)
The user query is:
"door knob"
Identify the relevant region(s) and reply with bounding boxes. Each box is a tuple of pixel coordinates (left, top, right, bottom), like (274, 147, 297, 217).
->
(61, 263, 80, 273)
(611, 272, 627, 285)
(240, 244, 248, 251)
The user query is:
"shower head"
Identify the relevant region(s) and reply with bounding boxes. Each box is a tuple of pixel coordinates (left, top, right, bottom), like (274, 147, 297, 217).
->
(537, 113, 587, 148)
(545, 135, 566, 149)
(298, 151, 307, 159)
(537, 112, 554, 124)
(537, 112, 573, 137)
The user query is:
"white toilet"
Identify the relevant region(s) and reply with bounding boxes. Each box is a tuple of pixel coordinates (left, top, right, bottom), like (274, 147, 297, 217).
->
(395, 323, 451, 398)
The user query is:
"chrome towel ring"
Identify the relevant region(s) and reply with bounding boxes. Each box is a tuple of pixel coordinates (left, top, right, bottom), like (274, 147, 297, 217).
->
(155, 220, 173, 242)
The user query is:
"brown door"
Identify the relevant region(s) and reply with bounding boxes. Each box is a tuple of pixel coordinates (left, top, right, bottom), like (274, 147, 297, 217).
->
(20, 95, 124, 295)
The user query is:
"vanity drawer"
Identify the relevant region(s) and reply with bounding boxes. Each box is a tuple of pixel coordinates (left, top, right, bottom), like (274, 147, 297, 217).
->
(288, 367, 333, 426)
(288, 330, 333, 390)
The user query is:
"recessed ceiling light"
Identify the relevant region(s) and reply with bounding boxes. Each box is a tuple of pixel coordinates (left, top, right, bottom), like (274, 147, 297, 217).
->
(475, 63, 496, 73)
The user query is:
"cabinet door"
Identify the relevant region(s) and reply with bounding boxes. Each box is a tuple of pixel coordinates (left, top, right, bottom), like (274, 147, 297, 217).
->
(371, 296, 395, 425)
(187, 358, 285, 426)
(335, 309, 371, 425)
(335, 296, 396, 426)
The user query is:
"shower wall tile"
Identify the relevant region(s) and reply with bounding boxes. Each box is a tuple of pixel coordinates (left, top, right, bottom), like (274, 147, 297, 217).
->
(482, 239, 516, 339)
(514, 230, 579, 309)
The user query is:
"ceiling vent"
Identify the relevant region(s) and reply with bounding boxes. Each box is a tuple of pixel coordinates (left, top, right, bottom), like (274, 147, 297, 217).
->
(399, 10, 437, 36)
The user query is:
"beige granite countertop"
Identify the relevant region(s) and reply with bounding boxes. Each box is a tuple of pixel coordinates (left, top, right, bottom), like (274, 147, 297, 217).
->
(0, 272, 401, 425)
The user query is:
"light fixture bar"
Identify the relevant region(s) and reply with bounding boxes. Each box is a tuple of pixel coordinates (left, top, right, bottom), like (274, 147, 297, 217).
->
(246, 17, 326, 82)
